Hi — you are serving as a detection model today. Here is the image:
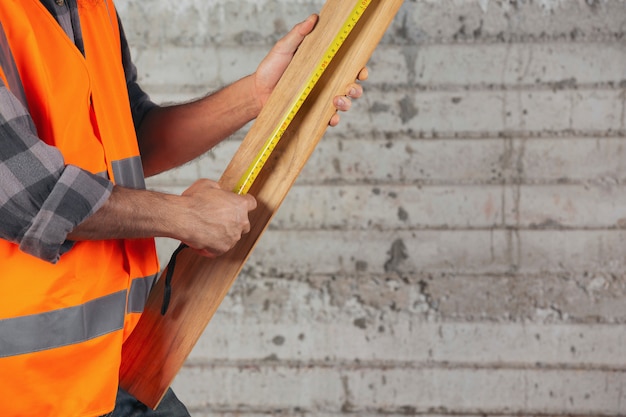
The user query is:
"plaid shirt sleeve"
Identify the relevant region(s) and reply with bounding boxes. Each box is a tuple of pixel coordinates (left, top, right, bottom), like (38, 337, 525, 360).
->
(0, 84, 113, 263)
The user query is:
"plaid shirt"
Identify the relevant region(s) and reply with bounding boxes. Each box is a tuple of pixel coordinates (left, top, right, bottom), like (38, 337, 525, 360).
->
(0, 0, 155, 263)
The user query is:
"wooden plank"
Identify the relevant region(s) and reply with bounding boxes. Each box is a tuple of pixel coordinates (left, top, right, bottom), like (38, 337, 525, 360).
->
(119, 0, 404, 408)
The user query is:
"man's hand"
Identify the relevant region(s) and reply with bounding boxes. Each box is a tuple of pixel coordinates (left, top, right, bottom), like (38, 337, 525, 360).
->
(330, 67, 368, 126)
(179, 179, 257, 258)
(252, 14, 368, 126)
(252, 15, 318, 108)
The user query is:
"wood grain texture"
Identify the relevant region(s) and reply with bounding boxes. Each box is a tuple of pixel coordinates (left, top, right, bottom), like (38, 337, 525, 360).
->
(119, 0, 404, 408)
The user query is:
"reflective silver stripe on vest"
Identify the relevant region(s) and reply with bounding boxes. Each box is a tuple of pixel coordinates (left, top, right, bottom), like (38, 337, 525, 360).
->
(112, 156, 146, 189)
(127, 273, 158, 313)
(0, 21, 29, 110)
(0, 290, 126, 358)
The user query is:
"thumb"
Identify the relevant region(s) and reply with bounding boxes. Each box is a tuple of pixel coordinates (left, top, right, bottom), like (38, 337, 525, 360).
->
(242, 193, 257, 211)
(277, 14, 318, 55)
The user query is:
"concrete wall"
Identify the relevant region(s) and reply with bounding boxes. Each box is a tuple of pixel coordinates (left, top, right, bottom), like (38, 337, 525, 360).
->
(115, 0, 626, 415)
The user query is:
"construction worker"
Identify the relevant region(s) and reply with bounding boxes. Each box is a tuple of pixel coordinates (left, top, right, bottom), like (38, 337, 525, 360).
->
(0, 0, 365, 415)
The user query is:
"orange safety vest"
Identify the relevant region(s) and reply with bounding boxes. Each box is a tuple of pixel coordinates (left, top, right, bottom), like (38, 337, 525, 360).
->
(0, 1, 160, 416)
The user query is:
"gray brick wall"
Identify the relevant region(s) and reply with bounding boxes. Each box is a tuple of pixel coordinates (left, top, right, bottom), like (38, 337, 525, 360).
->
(116, 0, 626, 415)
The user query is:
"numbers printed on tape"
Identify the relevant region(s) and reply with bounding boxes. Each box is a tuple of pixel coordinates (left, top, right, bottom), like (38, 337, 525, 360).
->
(233, 0, 372, 195)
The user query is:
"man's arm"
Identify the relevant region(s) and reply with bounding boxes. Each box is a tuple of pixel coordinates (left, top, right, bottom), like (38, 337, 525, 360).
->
(136, 15, 364, 177)
(67, 179, 256, 258)
(136, 76, 260, 178)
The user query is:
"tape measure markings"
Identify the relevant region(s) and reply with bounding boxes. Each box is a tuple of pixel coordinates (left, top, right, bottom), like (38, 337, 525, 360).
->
(233, 0, 372, 195)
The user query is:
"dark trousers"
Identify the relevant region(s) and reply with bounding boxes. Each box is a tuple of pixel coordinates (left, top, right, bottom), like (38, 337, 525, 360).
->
(101, 387, 191, 417)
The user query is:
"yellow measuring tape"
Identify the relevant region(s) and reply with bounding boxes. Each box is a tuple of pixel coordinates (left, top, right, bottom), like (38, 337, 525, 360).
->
(233, 0, 372, 195)
(162, 1, 372, 316)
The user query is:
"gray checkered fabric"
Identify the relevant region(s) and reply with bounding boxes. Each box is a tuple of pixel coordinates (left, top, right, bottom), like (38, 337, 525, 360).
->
(0, 0, 157, 263)
(40, 0, 84, 54)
